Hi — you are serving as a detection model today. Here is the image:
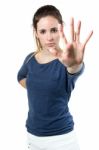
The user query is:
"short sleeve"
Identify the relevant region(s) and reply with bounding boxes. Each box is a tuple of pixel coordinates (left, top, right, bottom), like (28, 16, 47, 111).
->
(17, 53, 33, 82)
(66, 63, 85, 93)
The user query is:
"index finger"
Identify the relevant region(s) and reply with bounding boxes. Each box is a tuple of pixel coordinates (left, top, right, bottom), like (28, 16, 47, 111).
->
(58, 24, 67, 43)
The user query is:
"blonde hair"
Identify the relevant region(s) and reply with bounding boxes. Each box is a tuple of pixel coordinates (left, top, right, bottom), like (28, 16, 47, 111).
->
(35, 36, 42, 52)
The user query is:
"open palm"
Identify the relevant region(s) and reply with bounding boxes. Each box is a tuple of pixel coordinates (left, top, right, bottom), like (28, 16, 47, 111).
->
(50, 17, 93, 67)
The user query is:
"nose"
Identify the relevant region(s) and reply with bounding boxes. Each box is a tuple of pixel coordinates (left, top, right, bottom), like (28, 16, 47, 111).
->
(47, 32, 53, 41)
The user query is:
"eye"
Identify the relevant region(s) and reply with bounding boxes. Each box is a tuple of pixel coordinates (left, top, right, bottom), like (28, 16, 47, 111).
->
(40, 29, 46, 34)
(51, 28, 58, 33)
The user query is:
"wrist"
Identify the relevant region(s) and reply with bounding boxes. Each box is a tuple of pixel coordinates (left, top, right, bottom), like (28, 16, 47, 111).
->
(67, 63, 84, 74)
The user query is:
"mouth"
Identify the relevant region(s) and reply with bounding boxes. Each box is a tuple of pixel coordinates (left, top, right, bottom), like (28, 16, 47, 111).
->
(46, 43, 55, 47)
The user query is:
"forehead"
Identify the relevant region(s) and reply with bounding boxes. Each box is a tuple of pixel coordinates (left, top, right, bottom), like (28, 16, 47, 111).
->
(37, 16, 59, 29)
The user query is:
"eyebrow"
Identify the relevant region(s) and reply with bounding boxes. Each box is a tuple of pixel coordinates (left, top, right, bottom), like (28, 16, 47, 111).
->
(51, 27, 58, 30)
(39, 27, 58, 31)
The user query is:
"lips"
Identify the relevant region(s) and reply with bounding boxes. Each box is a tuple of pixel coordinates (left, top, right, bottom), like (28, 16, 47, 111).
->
(46, 43, 55, 47)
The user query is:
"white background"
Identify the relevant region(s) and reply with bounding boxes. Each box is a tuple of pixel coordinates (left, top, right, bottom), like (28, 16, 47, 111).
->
(0, 0, 99, 149)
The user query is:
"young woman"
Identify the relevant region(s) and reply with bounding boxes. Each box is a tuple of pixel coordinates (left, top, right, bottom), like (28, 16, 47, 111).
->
(17, 5, 93, 150)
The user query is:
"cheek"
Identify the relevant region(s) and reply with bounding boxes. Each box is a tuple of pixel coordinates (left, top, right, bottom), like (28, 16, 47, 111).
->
(37, 35, 45, 45)
(55, 35, 60, 42)
(39, 38, 45, 45)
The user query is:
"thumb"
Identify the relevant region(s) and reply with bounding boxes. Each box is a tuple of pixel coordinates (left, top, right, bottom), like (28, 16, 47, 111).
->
(49, 48, 58, 56)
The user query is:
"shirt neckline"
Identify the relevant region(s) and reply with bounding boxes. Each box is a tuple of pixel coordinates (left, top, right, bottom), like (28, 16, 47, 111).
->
(33, 55, 59, 65)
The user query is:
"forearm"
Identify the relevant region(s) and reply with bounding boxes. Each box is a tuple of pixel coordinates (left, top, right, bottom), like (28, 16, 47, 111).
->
(19, 78, 27, 88)
(67, 63, 83, 74)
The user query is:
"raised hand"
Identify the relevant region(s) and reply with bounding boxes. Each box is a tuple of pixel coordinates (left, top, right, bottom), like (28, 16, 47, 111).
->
(50, 17, 93, 68)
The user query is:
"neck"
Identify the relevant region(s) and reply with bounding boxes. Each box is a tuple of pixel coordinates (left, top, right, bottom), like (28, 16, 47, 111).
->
(41, 48, 53, 56)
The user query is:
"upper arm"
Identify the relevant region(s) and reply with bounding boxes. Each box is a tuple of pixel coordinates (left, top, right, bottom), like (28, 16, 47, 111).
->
(17, 52, 33, 82)
(17, 62, 28, 82)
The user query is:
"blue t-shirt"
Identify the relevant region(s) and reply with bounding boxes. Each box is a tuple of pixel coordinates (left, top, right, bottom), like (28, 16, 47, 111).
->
(17, 53, 84, 136)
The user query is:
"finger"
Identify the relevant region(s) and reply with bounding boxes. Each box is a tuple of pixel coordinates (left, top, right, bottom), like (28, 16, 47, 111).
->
(75, 20, 81, 42)
(83, 30, 93, 47)
(70, 17, 75, 42)
(58, 24, 67, 43)
(48, 48, 58, 56)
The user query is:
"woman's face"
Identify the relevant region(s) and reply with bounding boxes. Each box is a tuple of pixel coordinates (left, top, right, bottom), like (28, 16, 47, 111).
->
(35, 16, 60, 51)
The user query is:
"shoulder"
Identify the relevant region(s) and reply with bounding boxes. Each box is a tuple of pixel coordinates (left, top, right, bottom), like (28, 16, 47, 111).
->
(24, 52, 35, 64)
